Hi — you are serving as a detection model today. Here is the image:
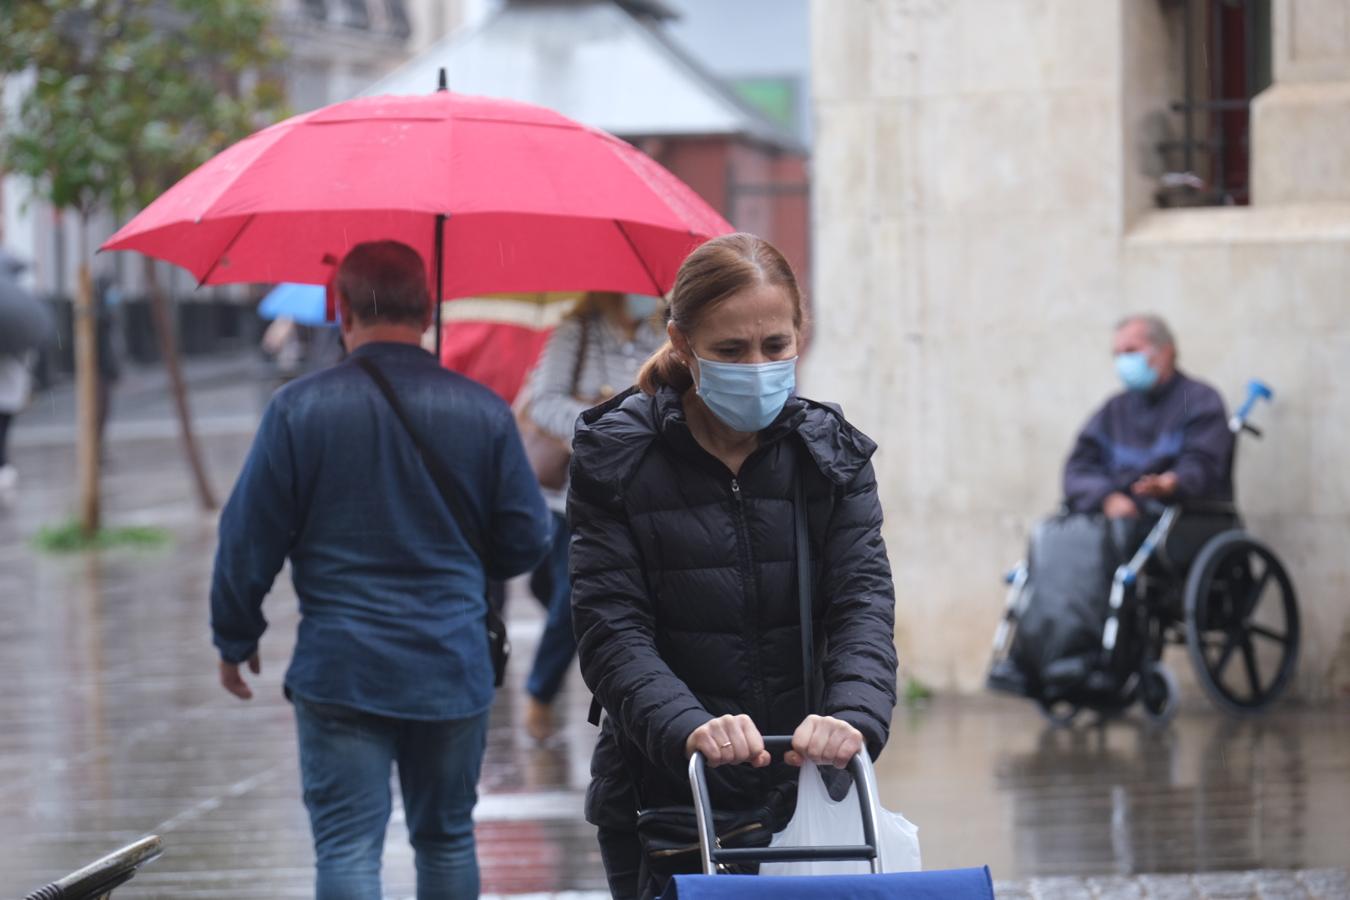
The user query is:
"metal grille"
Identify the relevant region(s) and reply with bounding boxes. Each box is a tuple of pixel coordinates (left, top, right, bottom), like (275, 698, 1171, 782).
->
(1156, 0, 1272, 207)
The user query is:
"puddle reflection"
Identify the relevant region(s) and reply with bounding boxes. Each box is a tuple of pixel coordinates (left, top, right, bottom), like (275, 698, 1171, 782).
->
(995, 715, 1312, 875)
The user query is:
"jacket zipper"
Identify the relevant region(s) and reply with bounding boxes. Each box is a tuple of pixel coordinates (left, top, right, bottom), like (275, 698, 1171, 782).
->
(729, 478, 768, 724)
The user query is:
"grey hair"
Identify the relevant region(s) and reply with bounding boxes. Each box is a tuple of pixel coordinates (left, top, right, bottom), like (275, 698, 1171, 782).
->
(1115, 313, 1175, 349)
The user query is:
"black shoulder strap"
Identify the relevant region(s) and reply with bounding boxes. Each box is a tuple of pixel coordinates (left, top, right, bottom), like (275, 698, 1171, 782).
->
(795, 470, 817, 718)
(354, 356, 487, 563)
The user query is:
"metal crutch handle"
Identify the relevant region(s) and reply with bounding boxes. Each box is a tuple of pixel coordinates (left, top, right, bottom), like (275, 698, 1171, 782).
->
(687, 734, 885, 876)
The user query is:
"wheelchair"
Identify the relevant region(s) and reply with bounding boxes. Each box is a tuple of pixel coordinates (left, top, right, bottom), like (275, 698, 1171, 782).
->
(986, 381, 1300, 727)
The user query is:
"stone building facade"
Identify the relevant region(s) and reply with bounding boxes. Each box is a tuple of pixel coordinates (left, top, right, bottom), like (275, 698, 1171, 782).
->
(807, 0, 1350, 699)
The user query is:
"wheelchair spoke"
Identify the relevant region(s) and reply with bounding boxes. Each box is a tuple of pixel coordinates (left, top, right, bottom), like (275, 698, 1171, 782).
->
(1242, 566, 1273, 618)
(1213, 634, 1239, 676)
(1248, 623, 1288, 645)
(1241, 636, 1263, 699)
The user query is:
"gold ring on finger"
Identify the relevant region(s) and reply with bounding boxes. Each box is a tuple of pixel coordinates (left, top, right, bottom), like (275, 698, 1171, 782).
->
(720, 741, 733, 749)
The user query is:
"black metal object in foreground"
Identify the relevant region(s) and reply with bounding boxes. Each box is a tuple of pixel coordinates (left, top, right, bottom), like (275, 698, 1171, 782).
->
(688, 736, 884, 876)
(23, 835, 163, 900)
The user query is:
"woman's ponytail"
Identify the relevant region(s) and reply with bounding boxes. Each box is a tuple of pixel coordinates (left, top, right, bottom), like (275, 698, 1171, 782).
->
(637, 340, 693, 395)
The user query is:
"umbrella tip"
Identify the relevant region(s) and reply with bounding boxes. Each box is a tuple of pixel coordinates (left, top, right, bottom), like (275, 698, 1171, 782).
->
(437, 67, 448, 92)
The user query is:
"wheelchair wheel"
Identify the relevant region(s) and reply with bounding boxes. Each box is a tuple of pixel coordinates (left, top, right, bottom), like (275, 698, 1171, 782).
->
(1036, 698, 1081, 728)
(1139, 660, 1179, 727)
(1184, 531, 1299, 715)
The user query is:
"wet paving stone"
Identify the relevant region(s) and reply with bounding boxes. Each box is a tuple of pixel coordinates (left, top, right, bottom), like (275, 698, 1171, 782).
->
(1088, 875, 1146, 899)
(1300, 870, 1350, 898)
(2, 383, 1349, 897)
(1192, 871, 1258, 897)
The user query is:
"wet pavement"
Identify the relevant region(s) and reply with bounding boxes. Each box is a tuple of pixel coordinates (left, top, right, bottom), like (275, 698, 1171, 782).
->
(2, 357, 1348, 898)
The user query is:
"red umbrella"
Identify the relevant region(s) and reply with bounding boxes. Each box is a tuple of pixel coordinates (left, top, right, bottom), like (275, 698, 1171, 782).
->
(440, 320, 550, 405)
(101, 75, 731, 335)
(436, 292, 580, 404)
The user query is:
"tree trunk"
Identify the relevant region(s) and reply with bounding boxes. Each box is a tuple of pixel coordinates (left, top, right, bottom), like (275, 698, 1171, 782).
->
(75, 216, 100, 535)
(143, 256, 217, 511)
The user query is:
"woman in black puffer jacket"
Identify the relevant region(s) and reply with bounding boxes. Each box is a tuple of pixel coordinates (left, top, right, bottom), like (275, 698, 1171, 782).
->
(569, 233, 898, 899)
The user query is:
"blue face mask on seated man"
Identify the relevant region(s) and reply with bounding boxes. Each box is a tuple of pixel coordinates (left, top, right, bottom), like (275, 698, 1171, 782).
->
(694, 355, 798, 433)
(1115, 351, 1159, 392)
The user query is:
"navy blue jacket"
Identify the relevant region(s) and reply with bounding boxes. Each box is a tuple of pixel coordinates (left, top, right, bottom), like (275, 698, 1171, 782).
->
(210, 342, 552, 720)
(1063, 370, 1233, 514)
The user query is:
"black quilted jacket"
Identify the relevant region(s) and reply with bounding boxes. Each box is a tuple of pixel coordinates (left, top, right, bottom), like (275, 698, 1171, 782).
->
(568, 385, 898, 827)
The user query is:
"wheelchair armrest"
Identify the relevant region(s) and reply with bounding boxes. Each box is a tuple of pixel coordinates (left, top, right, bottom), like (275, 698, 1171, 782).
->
(1177, 499, 1238, 517)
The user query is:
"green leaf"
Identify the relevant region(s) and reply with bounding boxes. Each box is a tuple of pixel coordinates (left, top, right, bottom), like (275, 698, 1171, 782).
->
(0, 0, 288, 215)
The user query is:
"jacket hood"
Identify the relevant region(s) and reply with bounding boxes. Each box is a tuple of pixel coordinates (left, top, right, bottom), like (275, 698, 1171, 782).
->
(572, 385, 878, 502)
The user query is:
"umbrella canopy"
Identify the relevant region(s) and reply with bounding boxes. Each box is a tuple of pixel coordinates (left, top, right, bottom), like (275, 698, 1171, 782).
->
(436, 292, 583, 404)
(101, 87, 732, 299)
(258, 282, 330, 325)
(0, 268, 57, 355)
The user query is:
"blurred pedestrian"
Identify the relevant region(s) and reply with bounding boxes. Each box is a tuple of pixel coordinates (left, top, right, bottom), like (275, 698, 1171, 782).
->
(209, 240, 552, 900)
(93, 275, 122, 453)
(516, 291, 666, 741)
(569, 234, 898, 898)
(260, 316, 304, 380)
(0, 249, 38, 504)
(0, 350, 33, 505)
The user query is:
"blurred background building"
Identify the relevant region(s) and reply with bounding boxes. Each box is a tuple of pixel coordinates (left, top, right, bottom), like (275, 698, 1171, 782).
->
(1, 0, 810, 375)
(369, 0, 811, 288)
(806, 0, 1350, 700)
(1, 0, 444, 374)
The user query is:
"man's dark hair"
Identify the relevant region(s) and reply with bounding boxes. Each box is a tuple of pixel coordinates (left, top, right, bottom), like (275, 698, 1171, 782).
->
(336, 241, 430, 327)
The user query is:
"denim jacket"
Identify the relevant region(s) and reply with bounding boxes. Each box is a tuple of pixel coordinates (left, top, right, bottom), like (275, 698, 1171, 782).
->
(210, 342, 552, 720)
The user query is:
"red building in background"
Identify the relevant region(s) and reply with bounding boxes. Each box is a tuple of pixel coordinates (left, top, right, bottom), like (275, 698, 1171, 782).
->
(369, 0, 810, 288)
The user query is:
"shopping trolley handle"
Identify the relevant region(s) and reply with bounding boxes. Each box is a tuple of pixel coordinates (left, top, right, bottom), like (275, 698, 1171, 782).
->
(687, 734, 886, 875)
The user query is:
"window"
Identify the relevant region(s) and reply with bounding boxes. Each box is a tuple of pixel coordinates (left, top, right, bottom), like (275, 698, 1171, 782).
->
(338, 0, 371, 29)
(1156, 0, 1273, 207)
(385, 0, 411, 39)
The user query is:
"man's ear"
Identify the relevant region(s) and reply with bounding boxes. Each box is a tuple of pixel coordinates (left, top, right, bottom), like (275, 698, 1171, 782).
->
(336, 294, 353, 336)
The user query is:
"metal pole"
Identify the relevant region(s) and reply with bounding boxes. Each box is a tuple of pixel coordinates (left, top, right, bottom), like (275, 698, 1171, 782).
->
(434, 213, 445, 362)
(434, 67, 449, 363)
(1183, 0, 1196, 176)
(1212, 0, 1227, 198)
(688, 752, 718, 875)
(849, 751, 886, 874)
(1243, 0, 1257, 202)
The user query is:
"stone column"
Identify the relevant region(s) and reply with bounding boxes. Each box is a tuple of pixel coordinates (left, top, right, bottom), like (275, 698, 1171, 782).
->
(1250, 0, 1350, 205)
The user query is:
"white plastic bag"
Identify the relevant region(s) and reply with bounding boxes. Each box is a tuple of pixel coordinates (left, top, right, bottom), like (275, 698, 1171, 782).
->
(759, 760, 921, 876)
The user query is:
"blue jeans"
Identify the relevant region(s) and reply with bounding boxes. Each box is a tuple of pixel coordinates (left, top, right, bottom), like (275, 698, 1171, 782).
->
(526, 511, 576, 704)
(293, 696, 489, 900)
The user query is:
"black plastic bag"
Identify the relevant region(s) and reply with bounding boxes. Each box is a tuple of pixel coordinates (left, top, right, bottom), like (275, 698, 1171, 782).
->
(1010, 515, 1123, 692)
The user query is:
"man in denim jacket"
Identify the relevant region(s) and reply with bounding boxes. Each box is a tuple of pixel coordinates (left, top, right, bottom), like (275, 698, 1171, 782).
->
(210, 241, 552, 899)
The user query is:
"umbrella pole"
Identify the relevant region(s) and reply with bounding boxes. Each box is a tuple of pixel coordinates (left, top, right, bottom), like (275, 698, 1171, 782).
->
(433, 213, 445, 362)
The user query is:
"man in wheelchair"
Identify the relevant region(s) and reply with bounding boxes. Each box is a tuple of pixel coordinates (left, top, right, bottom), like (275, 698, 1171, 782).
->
(1063, 314, 1233, 521)
(987, 314, 1263, 722)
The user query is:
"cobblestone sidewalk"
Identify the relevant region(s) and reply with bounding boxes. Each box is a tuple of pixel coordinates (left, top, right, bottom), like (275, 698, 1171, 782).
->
(997, 868, 1350, 899)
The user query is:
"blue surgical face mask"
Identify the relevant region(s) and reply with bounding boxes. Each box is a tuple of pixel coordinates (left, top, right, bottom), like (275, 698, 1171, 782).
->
(1115, 351, 1159, 392)
(625, 294, 662, 320)
(694, 355, 797, 433)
